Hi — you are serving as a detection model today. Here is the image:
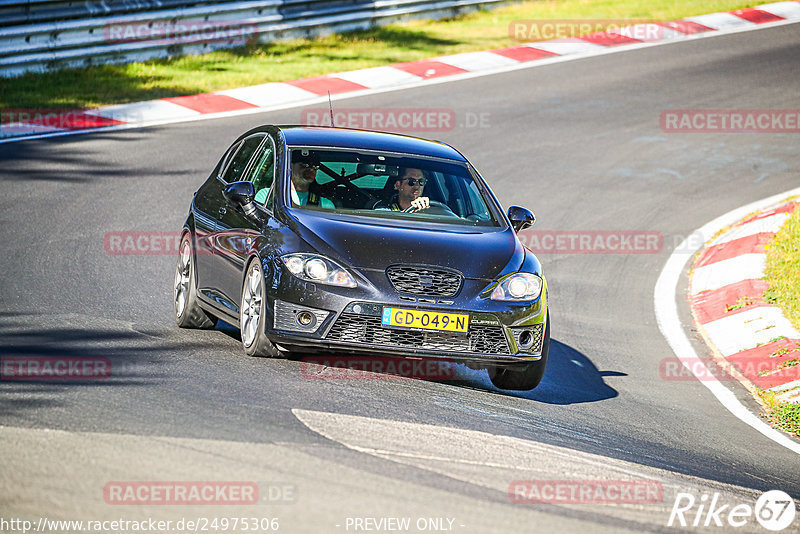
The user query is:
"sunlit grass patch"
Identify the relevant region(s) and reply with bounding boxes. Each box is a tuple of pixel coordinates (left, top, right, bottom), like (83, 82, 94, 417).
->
(1, 0, 760, 109)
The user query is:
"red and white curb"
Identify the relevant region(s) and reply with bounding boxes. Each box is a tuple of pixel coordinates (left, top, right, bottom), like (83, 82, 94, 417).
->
(2, 1, 800, 141)
(690, 200, 800, 404)
(655, 188, 800, 455)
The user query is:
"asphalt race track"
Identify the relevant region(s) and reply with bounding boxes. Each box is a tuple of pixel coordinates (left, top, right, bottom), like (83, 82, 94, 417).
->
(1, 23, 799, 533)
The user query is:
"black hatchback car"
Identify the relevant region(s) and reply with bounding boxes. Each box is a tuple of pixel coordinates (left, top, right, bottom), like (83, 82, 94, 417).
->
(174, 125, 550, 390)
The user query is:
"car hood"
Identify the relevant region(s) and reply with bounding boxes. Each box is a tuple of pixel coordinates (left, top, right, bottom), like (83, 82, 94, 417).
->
(289, 211, 524, 280)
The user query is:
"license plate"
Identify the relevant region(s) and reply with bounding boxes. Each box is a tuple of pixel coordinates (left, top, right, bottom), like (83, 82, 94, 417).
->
(381, 307, 468, 333)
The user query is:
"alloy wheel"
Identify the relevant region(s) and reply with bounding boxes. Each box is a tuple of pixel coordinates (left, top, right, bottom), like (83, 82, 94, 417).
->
(174, 241, 191, 318)
(241, 265, 263, 347)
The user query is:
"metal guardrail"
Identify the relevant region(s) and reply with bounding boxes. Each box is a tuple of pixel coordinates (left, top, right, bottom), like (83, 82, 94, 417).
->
(0, 0, 510, 77)
(0, 0, 218, 26)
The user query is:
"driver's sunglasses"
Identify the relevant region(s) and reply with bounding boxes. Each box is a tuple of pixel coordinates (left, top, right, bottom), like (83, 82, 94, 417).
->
(402, 177, 427, 186)
(298, 162, 319, 169)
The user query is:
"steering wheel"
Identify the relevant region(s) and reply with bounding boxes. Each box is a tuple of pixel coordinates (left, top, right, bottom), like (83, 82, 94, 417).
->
(403, 200, 458, 217)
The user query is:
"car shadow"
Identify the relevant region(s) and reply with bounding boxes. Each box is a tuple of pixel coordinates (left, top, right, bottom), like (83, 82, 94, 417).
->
(213, 317, 621, 405)
(439, 338, 622, 404)
(480, 338, 623, 404)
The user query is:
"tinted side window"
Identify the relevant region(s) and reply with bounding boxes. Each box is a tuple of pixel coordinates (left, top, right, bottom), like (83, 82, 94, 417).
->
(264, 186, 276, 212)
(244, 137, 275, 205)
(221, 134, 265, 183)
(217, 141, 241, 179)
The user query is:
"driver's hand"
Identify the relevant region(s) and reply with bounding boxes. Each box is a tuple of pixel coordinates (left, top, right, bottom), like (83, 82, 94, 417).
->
(410, 197, 430, 211)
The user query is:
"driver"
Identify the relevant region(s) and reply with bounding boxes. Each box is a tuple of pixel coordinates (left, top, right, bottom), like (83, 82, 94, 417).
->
(375, 167, 430, 211)
(254, 152, 334, 208)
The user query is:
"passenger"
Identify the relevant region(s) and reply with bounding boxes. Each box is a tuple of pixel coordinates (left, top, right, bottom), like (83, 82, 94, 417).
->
(374, 167, 430, 211)
(254, 153, 334, 208)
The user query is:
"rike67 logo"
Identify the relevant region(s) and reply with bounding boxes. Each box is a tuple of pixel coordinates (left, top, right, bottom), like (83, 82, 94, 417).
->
(668, 490, 796, 531)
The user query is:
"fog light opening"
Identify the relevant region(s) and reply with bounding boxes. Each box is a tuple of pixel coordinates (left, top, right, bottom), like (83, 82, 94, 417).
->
(296, 311, 316, 327)
(518, 329, 534, 351)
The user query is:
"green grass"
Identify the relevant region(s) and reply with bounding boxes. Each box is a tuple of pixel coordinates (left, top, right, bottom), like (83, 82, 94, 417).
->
(758, 359, 800, 377)
(726, 296, 756, 312)
(763, 204, 800, 332)
(768, 402, 800, 437)
(757, 204, 800, 434)
(770, 345, 800, 358)
(1, 0, 761, 109)
(759, 390, 800, 437)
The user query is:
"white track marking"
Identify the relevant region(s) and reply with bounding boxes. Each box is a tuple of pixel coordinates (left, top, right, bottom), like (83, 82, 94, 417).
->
(293, 408, 780, 528)
(217, 83, 317, 107)
(0, 123, 66, 135)
(773, 381, 800, 404)
(524, 41, 605, 55)
(434, 51, 519, 70)
(691, 254, 766, 294)
(710, 212, 792, 245)
(756, 1, 800, 18)
(2, 18, 798, 144)
(611, 24, 685, 42)
(702, 307, 800, 356)
(334, 65, 423, 88)
(685, 12, 756, 30)
(654, 187, 800, 456)
(84, 99, 200, 122)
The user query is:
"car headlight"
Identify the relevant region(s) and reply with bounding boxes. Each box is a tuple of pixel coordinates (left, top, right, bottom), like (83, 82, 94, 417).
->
(490, 272, 542, 301)
(281, 253, 357, 288)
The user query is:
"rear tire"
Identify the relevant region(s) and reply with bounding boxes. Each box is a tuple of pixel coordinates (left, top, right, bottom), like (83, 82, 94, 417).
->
(174, 235, 217, 329)
(240, 260, 281, 358)
(489, 314, 550, 391)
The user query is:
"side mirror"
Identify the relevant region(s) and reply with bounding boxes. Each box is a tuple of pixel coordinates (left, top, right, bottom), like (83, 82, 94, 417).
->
(223, 181, 262, 221)
(507, 206, 535, 233)
(223, 181, 255, 205)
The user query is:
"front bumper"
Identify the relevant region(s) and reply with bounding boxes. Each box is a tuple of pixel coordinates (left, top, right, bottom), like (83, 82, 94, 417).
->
(267, 298, 547, 365)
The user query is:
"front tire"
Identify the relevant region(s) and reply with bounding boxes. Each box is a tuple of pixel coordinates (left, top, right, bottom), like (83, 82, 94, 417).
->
(174, 234, 217, 329)
(240, 260, 281, 357)
(489, 314, 550, 391)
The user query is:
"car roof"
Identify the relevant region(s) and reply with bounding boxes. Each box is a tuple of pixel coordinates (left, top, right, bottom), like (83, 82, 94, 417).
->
(256, 126, 467, 162)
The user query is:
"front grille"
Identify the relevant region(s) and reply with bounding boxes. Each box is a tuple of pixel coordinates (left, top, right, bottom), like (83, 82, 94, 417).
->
(326, 313, 509, 354)
(386, 265, 463, 297)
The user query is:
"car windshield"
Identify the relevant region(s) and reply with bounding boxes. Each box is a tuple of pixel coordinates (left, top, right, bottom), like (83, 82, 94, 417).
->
(284, 147, 502, 227)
